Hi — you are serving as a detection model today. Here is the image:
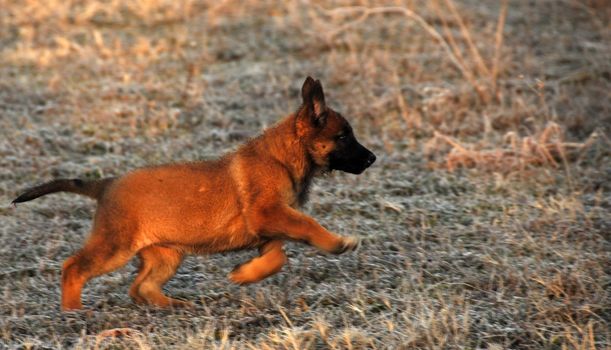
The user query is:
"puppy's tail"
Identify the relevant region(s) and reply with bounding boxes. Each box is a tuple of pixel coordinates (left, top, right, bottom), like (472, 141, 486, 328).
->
(12, 178, 115, 204)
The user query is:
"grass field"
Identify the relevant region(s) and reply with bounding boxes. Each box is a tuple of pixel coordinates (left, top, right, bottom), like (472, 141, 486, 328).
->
(0, 0, 609, 348)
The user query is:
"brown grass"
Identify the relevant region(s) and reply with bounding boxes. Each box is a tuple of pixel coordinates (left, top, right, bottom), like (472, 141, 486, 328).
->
(425, 122, 607, 173)
(0, 0, 609, 349)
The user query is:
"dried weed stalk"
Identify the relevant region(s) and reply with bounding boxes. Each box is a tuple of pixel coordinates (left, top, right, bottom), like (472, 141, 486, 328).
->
(426, 123, 598, 172)
(318, 0, 509, 103)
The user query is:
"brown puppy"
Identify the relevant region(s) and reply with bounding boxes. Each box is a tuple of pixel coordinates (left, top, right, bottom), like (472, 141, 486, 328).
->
(13, 77, 376, 311)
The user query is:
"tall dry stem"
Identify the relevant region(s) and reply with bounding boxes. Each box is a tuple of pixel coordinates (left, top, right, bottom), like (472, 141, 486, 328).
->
(491, 0, 508, 101)
(319, 5, 484, 99)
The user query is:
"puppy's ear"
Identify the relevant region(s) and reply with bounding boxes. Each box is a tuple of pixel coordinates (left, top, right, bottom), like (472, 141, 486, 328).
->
(301, 76, 327, 126)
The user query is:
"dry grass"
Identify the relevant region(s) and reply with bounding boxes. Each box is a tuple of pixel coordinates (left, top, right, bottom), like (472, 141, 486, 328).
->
(425, 122, 607, 172)
(0, 0, 609, 349)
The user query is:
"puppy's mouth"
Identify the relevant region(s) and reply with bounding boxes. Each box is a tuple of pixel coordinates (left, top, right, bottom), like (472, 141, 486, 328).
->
(329, 150, 376, 175)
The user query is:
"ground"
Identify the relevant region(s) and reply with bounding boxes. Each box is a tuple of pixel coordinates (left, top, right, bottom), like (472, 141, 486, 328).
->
(0, 0, 609, 349)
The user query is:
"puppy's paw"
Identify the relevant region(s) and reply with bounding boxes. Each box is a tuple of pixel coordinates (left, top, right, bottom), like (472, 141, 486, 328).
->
(332, 236, 360, 254)
(168, 299, 194, 309)
(228, 265, 254, 285)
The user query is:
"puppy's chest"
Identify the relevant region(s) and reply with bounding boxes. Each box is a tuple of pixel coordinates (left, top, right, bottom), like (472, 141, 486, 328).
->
(292, 183, 310, 207)
(295, 172, 315, 207)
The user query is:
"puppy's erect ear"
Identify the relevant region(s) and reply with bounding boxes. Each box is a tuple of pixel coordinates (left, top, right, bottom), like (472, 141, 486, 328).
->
(301, 76, 327, 125)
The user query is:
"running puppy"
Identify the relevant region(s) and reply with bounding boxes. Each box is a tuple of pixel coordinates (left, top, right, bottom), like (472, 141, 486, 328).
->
(13, 77, 376, 310)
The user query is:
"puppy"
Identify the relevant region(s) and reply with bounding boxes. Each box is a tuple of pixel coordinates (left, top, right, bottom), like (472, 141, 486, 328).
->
(13, 77, 376, 310)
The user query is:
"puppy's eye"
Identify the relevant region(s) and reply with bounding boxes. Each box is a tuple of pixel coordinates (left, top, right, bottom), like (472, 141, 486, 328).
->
(337, 134, 347, 141)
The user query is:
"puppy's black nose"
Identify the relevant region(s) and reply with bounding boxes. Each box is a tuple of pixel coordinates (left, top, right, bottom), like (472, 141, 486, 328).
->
(366, 153, 376, 166)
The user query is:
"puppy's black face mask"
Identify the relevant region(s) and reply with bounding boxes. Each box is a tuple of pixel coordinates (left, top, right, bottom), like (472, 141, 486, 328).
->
(328, 128, 376, 174)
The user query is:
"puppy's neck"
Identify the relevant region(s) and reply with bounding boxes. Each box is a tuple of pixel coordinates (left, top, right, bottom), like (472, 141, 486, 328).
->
(261, 114, 316, 182)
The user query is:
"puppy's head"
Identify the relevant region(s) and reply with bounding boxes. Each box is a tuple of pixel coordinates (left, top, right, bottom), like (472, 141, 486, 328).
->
(296, 76, 376, 174)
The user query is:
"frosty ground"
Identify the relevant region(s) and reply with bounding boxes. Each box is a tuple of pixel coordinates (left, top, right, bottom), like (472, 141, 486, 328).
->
(0, 1, 609, 348)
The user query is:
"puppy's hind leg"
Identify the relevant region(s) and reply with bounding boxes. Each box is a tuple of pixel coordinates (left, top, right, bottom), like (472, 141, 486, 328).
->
(229, 240, 287, 284)
(61, 231, 137, 311)
(129, 245, 190, 308)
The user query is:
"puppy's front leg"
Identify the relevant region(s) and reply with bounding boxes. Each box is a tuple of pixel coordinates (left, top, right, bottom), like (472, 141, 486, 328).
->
(259, 205, 359, 254)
